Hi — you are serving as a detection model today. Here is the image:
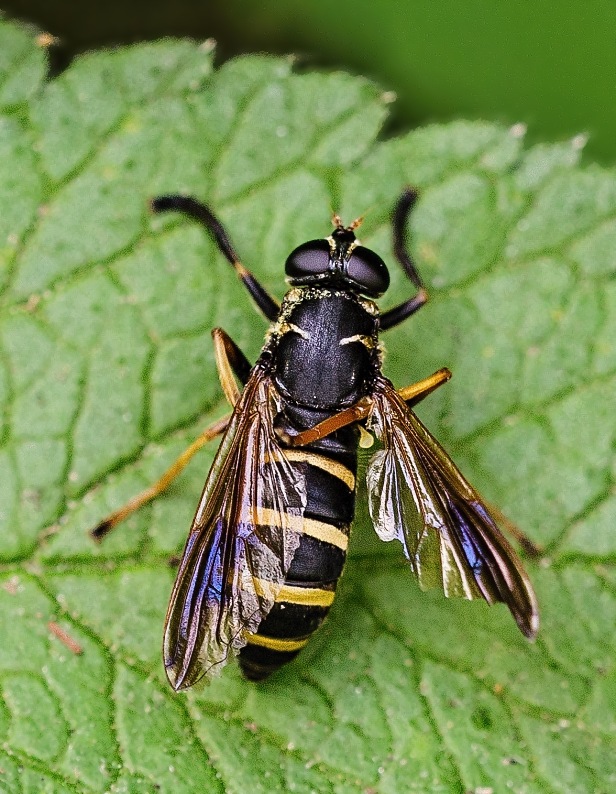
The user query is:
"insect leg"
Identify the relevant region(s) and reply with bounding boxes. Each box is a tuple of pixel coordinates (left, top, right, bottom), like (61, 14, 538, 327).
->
(151, 195, 280, 321)
(277, 398, 374, 448)
(380, 188, 429, 331)
(485, 502, 543, 558)
(212, 327, 252, 407)
(91, 414, 231, 540)
(397, 369, 541, 558)
(280, 368, 453, 449)
(92, 329, 252, 540)
(398, 367, 452, 408)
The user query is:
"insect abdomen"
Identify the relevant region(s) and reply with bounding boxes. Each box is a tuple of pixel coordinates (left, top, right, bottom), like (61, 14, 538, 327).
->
(239, 421, 357, 681)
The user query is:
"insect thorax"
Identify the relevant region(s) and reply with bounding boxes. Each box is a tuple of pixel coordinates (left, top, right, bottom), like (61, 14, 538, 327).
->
(265, 287, 381, 410)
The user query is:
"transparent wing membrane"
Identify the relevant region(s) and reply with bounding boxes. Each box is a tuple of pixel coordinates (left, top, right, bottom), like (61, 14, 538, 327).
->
(163, 369, 306, 689)
(367, 377, 539, 639)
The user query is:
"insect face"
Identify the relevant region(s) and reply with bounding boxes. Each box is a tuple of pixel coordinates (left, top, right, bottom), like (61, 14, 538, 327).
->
(285, 227, 390, 297)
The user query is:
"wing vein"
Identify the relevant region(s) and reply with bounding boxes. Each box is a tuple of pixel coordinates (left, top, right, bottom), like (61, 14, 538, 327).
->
(366, 376, 539, 638)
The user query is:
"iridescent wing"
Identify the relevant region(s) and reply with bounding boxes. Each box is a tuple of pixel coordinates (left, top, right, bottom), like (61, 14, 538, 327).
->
(163, 368, 306, 690)
(366, 376, 539, 638)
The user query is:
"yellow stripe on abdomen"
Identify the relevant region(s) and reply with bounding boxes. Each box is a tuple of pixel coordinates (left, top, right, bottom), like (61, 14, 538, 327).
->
(276, 583, 336, 607)
(266, 449, 355, 490)
(254, 579, 336, 607)
(244, 633, 310, 652)
(254, 507, 349, 550)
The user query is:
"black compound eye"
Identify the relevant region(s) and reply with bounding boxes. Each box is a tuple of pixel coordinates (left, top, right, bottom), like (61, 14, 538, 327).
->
(285, 239, 331, 282)
(347, 246, 390, 297)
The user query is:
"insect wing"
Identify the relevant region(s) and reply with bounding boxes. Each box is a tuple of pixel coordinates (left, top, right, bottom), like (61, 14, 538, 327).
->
(366, 377, 539, 638)
(163, 369, 306, 690)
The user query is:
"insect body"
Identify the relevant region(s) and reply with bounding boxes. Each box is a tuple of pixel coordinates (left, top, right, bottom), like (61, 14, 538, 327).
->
(93, 190, 539, 690)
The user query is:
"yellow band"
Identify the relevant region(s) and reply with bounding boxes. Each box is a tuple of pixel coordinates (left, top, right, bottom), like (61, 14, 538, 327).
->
(254, 507, 349, 550)
(265, 450, 355, 490)
(276, 583, 336, 607)
(245, 633, 309, 652)
(253, 579, 336, 607)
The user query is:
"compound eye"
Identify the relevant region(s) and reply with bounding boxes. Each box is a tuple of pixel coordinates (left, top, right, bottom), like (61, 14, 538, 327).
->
(285, 239, 331, 281)
(347, 246, 390, 296)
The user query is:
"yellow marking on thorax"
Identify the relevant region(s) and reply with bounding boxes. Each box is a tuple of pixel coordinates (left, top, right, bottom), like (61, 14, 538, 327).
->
(278, 320, 309, 339)
(265, 449, 355, 490)
(339, 333, 376, 349)
(245, 633, 309, 652)
(254, 507, 349, 550)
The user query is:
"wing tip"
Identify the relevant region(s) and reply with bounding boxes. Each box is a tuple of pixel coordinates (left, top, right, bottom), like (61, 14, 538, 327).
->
(165, 659, 201, 692)
(164, 653, 188, 692)
(515, 604, 540, 641)
(166, 669, 186, 692)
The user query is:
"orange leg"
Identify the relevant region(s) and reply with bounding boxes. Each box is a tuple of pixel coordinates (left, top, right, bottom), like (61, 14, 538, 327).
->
(91, 414, 230, 540)
(398, 367, 452, 407)
(278, 368, 453, 449)
(486, 502, 543, 558)
(276, 397, 374, 448)
(91, 328, 250, 540)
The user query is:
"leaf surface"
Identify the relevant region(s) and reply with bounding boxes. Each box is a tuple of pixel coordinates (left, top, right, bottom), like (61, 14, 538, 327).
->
(1, 19, 615, 793)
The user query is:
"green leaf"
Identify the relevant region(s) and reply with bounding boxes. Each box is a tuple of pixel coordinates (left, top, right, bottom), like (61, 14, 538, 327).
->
(1, 17, 615, 793)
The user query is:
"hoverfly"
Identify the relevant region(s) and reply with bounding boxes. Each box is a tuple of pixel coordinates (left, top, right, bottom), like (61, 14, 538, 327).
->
(93, 189, 539, 690)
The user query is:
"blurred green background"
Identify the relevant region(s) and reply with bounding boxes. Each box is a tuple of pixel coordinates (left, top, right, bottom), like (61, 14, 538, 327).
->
(4, 0, 616, 163)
